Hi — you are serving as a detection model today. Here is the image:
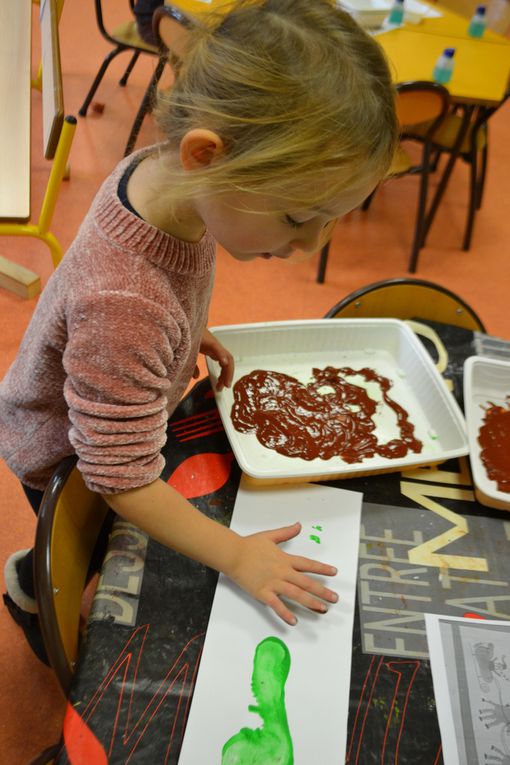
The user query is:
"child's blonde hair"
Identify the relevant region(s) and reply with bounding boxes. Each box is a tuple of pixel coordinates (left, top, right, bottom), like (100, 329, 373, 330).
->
(156, 0, 398, 213)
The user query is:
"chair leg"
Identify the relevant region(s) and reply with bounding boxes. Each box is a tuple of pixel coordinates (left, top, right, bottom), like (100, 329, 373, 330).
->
(430, 148, 442, 172)
(123, 58, 166, 157)
(27, 742, 62, 765)
(316, 242, 330, 284)
(477, 140, 488, 210)
(421, 104, 474, 246)
(119, 51, 141, 86)
(408, 160, 430, 273)
(79, 46, 126, 117)
(462, 150, 478, 251)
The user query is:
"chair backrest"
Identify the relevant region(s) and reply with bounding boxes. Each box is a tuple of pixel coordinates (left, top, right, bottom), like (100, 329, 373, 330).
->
(34, 456, 109, 695)
(153, 3, 193, 66)
(325, 277, 486, 332)
(396, 80, 450, 135)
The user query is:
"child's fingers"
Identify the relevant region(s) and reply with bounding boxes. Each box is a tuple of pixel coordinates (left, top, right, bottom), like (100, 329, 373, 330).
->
(288, 570, 339, 604)
(292, 554, 337, 577)
(264, 592, 298, 626)
(218, 355, 234, 387)
(221, 354, 234, 386)
(278, 581, 330, 613)
(264, 521, 302, 545)
(215, 354, 234, 392)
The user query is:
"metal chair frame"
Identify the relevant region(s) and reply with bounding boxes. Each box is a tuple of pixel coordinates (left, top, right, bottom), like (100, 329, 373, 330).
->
(325, 276, 486, 333)
(33, 456, 110, 695)
(79, 0, 167, 156)
(316, 81, 451, 282)
(420, 89, 510, 252)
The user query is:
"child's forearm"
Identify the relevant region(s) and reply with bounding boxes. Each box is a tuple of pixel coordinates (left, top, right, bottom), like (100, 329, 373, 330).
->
(102, 478, 243, 577)
(103, 477, 339, 626)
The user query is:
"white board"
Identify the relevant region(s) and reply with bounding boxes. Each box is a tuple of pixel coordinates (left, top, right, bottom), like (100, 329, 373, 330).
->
(178, 478, 363, 764)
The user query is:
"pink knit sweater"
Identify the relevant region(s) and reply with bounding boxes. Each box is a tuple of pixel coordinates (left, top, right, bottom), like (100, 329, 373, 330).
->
(0, 148, 216, 494)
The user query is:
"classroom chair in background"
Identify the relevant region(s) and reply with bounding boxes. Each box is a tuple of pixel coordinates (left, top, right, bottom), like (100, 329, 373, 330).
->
(325, 276, 486, 332)
(316, 81, 451, 283)
(408, 88, 510, 252)
(152, 3, 194, 66)
(78, 0, 167, 156)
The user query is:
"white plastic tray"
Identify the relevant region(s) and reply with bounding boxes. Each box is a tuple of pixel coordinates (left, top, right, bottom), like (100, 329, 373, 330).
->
(464, 356, 510, 510)
(206, 319, 468, 482)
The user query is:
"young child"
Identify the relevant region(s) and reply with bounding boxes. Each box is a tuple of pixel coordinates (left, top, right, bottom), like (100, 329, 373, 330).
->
(0, 0, 398, 662)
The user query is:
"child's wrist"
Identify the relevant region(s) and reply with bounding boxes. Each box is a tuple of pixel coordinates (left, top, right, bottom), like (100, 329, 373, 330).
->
(217, 529, 245, 581)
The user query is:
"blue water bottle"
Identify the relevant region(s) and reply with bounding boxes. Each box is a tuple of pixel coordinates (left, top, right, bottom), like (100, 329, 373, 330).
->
(433, 47, 455, 85)
(468, 5, 487, 37)
(386, 0, 405, 27)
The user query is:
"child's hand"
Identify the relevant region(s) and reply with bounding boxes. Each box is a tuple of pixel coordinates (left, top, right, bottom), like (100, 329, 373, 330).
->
(228, 522, 338, 625)
(199, 328, 234, 391)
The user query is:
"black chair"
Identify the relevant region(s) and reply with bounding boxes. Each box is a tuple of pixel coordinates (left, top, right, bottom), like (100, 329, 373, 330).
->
(316, 82, 451, 282)
(152, 3, 194, 66)
(325, 277, 486, 332)
(79, 0, 167, 156)
(409, 88, 510, 252)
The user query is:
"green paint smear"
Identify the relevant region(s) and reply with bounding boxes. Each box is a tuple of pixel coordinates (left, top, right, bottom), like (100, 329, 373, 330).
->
(221, 636, 294, 765)
(309, 535, 321, 544)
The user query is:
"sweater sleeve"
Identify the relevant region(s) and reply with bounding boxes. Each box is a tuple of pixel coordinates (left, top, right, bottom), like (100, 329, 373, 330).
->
(62, 290, 182, 494)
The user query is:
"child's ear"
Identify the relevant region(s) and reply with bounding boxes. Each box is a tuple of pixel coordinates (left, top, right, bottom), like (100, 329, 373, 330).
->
(180, 130, 224, 170)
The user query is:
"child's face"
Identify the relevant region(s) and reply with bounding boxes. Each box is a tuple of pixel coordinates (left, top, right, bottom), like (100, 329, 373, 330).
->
(193, 178, 377, 262)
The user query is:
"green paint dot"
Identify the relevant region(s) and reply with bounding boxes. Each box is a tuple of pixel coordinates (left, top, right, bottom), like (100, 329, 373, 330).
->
(309, 535, 321, 544)
(222, 636, 294, 765)
(312, 525, 323, 531)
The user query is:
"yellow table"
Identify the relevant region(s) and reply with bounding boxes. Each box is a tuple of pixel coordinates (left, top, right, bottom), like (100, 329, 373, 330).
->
(379, 27, 510, 104)
(166, 0, 510, 106)
(400, 2, 510, 41)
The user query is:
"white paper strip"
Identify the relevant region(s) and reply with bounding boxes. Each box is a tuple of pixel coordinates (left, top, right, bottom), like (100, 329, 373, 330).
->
(178, 478, 363, 765)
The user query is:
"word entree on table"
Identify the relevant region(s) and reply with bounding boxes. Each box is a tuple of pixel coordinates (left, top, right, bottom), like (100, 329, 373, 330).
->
(231, 366, 423, 464)
(478, 396, 510, 493)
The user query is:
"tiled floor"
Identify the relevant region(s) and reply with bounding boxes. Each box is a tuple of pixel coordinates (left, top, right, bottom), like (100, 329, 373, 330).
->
(1, 1, 509, 761)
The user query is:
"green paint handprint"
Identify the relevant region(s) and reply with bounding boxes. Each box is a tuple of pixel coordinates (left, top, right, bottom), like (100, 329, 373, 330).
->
(221, 636, 294, 765)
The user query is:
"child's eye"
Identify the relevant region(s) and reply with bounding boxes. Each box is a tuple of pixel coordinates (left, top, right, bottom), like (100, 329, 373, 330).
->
(284, 214, 304, 229)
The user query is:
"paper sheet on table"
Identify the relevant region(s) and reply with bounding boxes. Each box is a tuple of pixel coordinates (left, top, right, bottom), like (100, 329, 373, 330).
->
(425, 614, 510, 765)
(339, 0, 442, 27)
(177, 478, 363, 765)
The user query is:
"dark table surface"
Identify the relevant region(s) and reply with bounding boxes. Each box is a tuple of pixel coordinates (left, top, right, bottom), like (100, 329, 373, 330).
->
(55, 320, 510, 764)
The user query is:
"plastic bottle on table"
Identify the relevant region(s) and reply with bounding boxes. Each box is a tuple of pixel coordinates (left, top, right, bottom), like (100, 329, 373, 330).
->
(385, 0, 405, 27)
(468, 5, 487, 37)
(433, 47, 456, 85)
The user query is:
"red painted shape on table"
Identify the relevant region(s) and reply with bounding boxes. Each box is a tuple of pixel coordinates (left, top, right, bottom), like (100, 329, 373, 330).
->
(463, 612, 486, 619)
(383, 660, 421, 764)
(346, 655, 378, 762)
(167, 452, 234, 499)
(63, 702, 108, 765)
(76, 625, 204, 762)
(349, 655, 385, 763)
(347, 656, 428, 764)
